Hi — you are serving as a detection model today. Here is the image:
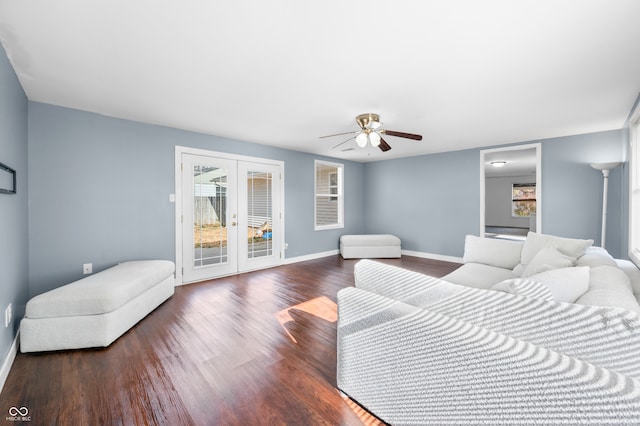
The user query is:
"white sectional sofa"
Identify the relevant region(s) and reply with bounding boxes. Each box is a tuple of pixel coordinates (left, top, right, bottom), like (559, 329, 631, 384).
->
(443, 233, 640, 310)
(337, 232, 640, 425)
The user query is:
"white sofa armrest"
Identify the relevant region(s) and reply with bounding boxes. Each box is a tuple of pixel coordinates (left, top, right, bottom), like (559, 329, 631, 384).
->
(616, 259, 640, 297)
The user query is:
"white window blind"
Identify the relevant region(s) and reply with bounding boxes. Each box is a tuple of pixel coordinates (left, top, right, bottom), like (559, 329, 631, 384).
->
(315, 160, 344, 230)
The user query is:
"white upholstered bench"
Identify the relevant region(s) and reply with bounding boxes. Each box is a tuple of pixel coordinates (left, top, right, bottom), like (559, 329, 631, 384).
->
(20, 260, 175, 352)
(340, 234, 401, 259)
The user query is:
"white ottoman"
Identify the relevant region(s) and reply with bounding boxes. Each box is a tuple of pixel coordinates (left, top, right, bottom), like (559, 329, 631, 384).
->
(20, 260, 175, 352)
(340, 234, 401, 259)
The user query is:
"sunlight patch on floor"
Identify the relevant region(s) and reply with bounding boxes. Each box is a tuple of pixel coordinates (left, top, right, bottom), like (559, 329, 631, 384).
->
(339, 391, 383, 425)
(275, 296, 337, 343)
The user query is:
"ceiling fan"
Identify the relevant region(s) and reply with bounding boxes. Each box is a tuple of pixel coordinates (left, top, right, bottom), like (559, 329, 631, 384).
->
(320, 113, 422, 152)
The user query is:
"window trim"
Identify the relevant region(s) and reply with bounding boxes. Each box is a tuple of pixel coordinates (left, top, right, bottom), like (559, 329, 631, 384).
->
(629, 104, 640, 266)
(314, 160, 344, 231)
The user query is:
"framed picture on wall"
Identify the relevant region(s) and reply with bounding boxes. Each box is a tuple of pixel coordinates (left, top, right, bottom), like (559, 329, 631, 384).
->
(0, 161, 16, 194)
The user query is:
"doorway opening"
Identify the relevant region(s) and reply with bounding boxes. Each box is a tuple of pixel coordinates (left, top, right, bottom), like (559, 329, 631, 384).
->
(480, 144, 541, 240)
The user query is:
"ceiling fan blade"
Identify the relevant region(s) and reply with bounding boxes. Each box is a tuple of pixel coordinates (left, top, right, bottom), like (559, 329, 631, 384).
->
(319, 131, 358, 139)
(379, 138, 392, 152)
(331, 136, 355, 150)
(382, 130, 423, 141)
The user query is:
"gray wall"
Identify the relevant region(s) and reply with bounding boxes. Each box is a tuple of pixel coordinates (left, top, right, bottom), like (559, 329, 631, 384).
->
(28, 102, 365, 297)
(362, 129, 626, 259)
(363, 149, 480, 257)
(0, 43, 28, 364)
(541, 130, 625, 256)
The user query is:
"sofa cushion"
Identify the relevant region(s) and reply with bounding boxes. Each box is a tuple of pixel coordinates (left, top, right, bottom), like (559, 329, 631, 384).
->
(575, 265, 640, 313)
(521, 248, 574, 277)
(26, 260, 175, 318)
(588, 265, 634, 292)
(520, 232, 593, 264)
(442, 263, 517, 290)
(575, 246, 617, 268)
(462, 235, 523, 269)
(527, 266, 590, 303)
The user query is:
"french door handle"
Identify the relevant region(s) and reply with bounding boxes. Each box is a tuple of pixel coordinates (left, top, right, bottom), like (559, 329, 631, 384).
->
(231, 222, 237, 227)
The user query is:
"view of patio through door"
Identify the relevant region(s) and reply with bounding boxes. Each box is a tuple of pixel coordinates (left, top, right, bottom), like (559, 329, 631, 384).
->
(179, 151, 283, 283)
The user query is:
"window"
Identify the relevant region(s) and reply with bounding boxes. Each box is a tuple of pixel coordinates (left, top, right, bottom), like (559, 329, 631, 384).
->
(630, 105, 640, 266)
(315, 160, 344, 230)
(512, 183, 536, 217)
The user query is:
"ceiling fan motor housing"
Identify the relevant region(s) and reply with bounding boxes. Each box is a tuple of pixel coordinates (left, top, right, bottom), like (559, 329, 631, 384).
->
(355, 113, 380, 129)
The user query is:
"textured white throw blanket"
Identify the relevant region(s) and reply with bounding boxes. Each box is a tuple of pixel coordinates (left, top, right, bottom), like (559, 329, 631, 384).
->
(337, 260, 640, 425)
(354, 260, 640, 379)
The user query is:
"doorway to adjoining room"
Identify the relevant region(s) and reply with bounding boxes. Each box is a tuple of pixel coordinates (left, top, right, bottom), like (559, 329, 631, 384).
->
(480, 144, 541, 241)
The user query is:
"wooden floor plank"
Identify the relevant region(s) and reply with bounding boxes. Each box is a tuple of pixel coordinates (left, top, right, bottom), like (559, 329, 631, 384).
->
(1, 255, 460, 425)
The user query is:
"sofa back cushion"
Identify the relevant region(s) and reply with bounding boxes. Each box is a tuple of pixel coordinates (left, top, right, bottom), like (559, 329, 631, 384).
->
(521, 232, 593, 264)
(463, 235, 523, 269)
(521, 248, 574, 277)
(575, 246, 617, 268)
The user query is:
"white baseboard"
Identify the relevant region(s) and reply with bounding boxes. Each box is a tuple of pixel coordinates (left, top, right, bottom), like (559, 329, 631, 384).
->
(284, 249, 462, 265)
(284, 249, 340, 264)
(0, 330, 19, 395)
(401, 250, 463, 264)
(284, 249, 461, 265)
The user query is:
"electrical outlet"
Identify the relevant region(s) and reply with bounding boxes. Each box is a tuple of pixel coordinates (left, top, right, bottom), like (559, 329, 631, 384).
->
(83, 263, 93, 275)
(5, 303, 11, 328)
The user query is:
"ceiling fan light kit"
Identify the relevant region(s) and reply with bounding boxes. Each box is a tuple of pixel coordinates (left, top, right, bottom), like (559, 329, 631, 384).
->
(368, 131, 381, 147)
(320, 113, 423, 153)
(355, 132, 368, 148)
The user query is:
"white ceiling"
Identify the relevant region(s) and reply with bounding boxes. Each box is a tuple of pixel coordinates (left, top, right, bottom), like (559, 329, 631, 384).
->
(484, 147, 537, 177)
(1, 1, 639, 162)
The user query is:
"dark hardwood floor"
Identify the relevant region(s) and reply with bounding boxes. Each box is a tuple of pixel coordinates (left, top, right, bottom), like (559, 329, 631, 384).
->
(1, 255, 460, 425)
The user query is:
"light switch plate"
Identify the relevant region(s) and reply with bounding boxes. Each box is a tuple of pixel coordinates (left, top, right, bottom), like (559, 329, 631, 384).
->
(5, 303, 11, 328)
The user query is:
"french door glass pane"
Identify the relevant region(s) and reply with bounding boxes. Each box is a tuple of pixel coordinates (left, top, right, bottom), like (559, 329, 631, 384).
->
(193, 165, 228, 267)
(246, 170, 273, 259)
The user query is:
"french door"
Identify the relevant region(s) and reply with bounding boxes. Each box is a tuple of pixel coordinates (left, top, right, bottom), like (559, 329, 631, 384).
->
(179, 151, 283, 284)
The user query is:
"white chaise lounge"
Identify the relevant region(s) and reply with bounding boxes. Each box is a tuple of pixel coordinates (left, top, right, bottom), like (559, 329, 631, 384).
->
(340, 234, 401, 259)
(20, 260, 175, 352)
